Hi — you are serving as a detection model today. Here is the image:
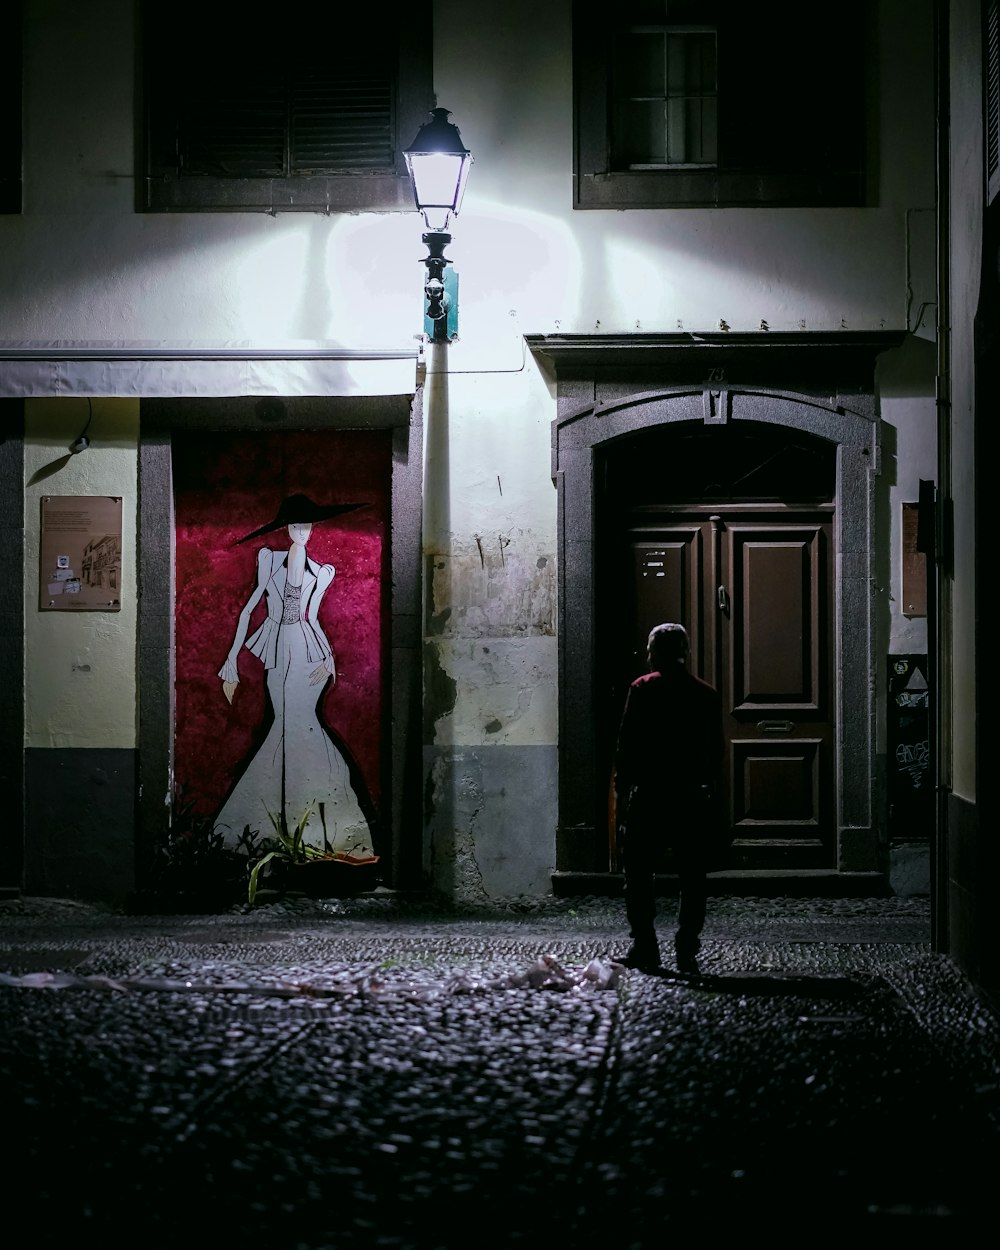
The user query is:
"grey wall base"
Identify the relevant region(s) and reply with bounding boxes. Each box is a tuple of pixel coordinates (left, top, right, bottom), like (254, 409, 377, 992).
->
(889, 841, 931, 897)
(24, 748, 136, 905)
(946, 792, 997, 1002)
(423, 744, 557, 903)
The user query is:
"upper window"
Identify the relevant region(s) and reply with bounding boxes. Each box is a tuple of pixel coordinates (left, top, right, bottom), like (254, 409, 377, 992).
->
(612, 24, 718, 169)
(139, 3, 432, 213)
(574, 0, 869, 209)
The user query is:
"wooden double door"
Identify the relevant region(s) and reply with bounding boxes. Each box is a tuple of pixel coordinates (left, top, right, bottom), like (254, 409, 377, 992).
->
(614, 505, 835, 870)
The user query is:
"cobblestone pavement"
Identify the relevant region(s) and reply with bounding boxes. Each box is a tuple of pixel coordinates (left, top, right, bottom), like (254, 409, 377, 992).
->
(2, 891, 998, 1245)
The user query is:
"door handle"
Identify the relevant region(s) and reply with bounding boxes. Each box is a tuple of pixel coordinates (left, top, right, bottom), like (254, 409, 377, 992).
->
(717, 585, 730, 615)
(757, 720, 794, 733)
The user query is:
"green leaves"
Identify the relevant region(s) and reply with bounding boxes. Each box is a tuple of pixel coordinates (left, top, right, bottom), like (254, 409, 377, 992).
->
(247, 804, 322, 904)
(247, 849, 280, 907)
(264, 802, 317, 861)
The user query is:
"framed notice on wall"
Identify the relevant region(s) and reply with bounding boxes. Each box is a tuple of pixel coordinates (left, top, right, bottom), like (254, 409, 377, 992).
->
(901, 502, 927, 618)
(40, 496, 123, 611)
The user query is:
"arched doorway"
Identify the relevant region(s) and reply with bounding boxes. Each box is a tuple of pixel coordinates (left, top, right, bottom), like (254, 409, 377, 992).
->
(544, 348, 891, 891)
(598, 421, 837, 872)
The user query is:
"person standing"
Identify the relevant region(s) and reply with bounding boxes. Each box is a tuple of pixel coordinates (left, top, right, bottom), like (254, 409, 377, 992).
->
(614, 623, 724, 973)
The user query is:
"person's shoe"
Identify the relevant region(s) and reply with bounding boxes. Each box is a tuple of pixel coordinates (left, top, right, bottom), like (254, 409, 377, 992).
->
(622, 942, 661, 972)
(674, 934, 701, 975)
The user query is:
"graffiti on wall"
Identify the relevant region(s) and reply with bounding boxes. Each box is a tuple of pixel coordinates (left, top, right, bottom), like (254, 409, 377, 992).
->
(213, 493, 377, 862)
(172, 431, 390, 861)
(887, 655, 932, 839)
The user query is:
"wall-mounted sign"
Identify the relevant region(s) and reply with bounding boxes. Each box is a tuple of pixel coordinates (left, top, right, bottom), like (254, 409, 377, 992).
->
(901, 502, 927, 617)
(40, 496, 122, 611)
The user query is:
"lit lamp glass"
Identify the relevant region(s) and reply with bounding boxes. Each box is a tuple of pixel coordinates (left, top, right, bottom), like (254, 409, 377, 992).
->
(403, 109, 473, 231)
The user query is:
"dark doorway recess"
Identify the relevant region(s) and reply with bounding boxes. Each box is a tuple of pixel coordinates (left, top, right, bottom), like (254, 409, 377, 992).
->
(598, 420, 837, 873)
(600, 420, 837, 506)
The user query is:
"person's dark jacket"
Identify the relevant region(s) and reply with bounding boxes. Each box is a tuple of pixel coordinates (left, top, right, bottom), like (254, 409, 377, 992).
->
(614, 663, 724, 842)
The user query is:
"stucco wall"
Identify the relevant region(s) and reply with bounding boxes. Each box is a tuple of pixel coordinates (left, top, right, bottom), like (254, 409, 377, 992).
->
(1, 1, 935, 349)
(421, 346, 558, 898)
(23, 398, 139, 749)
(876, 336, 936, 661)
(1, 1, 944, 904)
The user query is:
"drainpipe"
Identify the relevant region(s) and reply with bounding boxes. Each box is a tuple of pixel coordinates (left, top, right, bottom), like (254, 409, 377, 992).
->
(930, 0, 951, 953)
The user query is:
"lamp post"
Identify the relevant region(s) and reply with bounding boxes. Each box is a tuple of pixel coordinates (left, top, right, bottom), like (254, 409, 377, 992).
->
(403, 108, 473, 343)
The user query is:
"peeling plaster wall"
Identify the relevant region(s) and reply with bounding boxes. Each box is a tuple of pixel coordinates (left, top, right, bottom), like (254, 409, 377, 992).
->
(423, 745, 558, 900)
(422, 353, 558, 901)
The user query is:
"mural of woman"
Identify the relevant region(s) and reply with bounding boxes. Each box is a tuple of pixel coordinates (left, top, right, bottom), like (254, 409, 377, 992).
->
(213, 493, 378, 863)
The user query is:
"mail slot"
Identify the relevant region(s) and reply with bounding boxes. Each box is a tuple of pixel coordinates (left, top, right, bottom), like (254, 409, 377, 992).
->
(757, 720, 794, 733)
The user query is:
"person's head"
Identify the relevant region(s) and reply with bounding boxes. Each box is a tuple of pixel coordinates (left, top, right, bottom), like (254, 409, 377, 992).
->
(646, 622, 689, 671)
(287, 521, 313, 545)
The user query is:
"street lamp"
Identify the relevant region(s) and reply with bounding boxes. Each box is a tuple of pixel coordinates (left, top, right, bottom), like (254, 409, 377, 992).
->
(403, 108, 473, 343)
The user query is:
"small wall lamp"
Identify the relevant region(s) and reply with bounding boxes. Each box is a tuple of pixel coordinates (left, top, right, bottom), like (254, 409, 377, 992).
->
(70, 398, 93, 453)
(403, 108, 473, 342)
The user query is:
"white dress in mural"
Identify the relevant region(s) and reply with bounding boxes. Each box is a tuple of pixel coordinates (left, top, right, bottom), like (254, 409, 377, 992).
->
(214, 512, 375, 860)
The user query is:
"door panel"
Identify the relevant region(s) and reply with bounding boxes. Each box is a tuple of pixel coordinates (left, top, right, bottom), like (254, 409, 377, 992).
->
(629, 533, 704, 672)
(732, 738, 822, 824)
(731, 529, 822, 709)
(624, 508, 834, 870)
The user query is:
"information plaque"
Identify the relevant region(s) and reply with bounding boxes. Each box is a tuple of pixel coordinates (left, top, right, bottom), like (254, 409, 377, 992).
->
(40, 495, 123, 611)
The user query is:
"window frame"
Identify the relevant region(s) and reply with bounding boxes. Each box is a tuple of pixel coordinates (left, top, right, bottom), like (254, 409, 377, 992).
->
(573, 1, 869, 211)
(138, 6, 433, 214)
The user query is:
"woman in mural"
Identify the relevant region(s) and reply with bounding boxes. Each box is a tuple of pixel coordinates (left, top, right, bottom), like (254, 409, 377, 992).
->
(214, 493, 378, 862)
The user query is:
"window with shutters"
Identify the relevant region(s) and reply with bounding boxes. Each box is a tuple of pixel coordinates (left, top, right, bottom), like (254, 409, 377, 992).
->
(0, 1, 21, 213)
(140, 3, 432, 213)
(574, 0, 869, 209)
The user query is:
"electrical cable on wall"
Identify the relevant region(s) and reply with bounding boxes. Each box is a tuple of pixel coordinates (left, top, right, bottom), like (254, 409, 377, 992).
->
(70, 398, 92, 454)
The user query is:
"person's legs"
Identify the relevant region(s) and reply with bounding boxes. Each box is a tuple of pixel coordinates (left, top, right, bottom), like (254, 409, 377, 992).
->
(673, 837, 707, 971)
(623, 831, 661, 969)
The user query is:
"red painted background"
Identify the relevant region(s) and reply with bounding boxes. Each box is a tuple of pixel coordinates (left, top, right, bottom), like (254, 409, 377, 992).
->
(172, 430, 390, 834)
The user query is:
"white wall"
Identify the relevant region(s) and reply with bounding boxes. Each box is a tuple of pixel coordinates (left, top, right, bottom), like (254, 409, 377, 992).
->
(1, 1, 935, 349)
(23, 399, 139, 749)
(877, 339, 937, 658)
(2, 1, 943, 896)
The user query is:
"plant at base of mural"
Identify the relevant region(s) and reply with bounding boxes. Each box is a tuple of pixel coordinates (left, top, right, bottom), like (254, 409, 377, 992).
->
(154, 787, 263, 906)
(247, 802, 378, 904)
(248, 803, 322, 904)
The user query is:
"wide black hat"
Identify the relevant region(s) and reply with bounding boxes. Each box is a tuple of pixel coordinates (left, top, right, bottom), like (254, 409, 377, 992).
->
(235, 494, 369, 544)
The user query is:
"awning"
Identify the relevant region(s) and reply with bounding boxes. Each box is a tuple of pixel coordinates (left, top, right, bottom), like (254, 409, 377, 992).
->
(0, 342, 420, 398)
